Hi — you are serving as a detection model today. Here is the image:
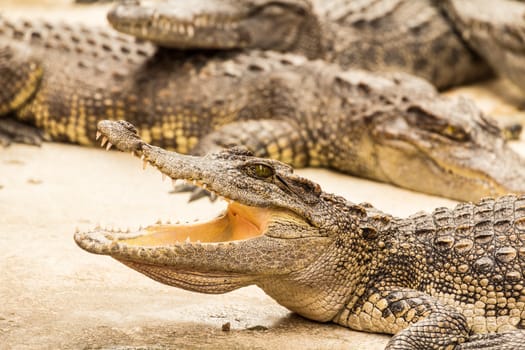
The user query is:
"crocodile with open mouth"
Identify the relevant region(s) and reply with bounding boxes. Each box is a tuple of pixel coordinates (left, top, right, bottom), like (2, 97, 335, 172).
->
(75, 119, 525, 350)
(1, 15, 525, 202)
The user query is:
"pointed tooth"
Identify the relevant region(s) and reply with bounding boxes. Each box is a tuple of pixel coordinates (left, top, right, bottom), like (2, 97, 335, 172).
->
(130, 150, 135, 157)
(100, 136, 108, 147)
(75, 226, 80, 233)
(175, 220, 180, 224)
(196, 240, 201, 244)
(185, 236, 191, 243)
(105, 142, 112, 151)
(187, 25, 194, 37)
(192, 179, 197, 185)
(143, 159, 148, 170)
(202, 183, 207, 189)
(210, 192, 217, 201)
(96, 131, 102, 140)
(166, 219, 171, 224)
(156, 218, 162, 224)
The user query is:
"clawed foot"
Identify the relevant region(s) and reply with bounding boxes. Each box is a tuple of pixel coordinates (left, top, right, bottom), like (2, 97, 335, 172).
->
(0, 118, 45, 147)
(171, 182, 218, 202)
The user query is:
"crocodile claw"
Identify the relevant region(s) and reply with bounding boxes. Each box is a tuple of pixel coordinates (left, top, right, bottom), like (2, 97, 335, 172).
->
(0, 118, 45, 147)
(171, 182, 218, 202)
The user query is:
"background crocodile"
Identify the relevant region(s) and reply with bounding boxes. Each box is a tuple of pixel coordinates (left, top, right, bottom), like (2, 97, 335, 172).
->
(442, 0, 525, 95)
(107, 0, 491, 90)
(109, 0, 525, 96)
(1, 16, 525, 202)
(76, 119, 525, 350)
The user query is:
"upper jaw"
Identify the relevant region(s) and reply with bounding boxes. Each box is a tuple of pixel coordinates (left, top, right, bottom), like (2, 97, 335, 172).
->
(107, 0, 249, 49)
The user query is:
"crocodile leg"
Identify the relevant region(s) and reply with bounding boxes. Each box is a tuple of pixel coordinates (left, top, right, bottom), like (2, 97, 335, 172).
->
(459, 330, 525, 350)
(344, 287, 525, 349)
(339, 288, 470, 349)
(0, 118, 45, 146)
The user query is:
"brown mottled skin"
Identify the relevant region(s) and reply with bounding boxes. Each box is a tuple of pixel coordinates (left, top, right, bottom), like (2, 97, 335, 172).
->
(441, 0, 525, 95)
(108, 0, 491, 90)
(0, 16, 525, 202)
(75, 119, 525, 350)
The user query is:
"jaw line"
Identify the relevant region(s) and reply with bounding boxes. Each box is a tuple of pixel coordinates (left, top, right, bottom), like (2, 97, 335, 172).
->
(376, 135, 505, 198)
(107, 4, 248, 49)
(101, 201, 277, 248)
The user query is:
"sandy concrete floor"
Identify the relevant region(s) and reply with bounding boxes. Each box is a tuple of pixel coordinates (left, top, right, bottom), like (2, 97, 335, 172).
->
(1, 2, 525, 349)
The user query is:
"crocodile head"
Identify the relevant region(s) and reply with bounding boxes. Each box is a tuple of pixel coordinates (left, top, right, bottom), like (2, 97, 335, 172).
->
(75, 120, 368, 322)
(107, 0, 321, 56)
(365, 91, 525, 202)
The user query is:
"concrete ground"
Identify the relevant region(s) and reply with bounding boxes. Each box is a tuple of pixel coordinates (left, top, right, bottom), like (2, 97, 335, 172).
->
(1, 2, 525, 349)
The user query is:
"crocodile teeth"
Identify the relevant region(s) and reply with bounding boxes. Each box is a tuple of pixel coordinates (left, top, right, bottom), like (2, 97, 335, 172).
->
(187, 25, 194, 37)
(96, 131, 102, 140)
(105, 142, 113, 151)
(100, 136, 108, 147)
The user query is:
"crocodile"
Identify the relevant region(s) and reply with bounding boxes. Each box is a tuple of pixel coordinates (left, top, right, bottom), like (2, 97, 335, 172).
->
(75, 119, 525, 350)
(107, 0, 491, 90)
(108, 0, 525, 96)
(1, 16, 525, 202)
(441, 0, 525, 95)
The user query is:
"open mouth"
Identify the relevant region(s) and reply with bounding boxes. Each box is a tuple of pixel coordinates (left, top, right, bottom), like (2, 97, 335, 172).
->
(106, 201, 275, 248)
(76, 127, 284, 253)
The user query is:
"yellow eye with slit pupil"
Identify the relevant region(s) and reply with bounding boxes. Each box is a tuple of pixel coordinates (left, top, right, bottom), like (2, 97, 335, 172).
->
(254, 164, 274, 178)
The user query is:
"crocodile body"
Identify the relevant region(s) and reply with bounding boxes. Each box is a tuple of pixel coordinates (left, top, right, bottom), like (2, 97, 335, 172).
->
(109, 0, 525, 95)
(1, 16, 525, 202)
(108, 0, 491, 90)
(442, 0, 525, 94)
(75, 120, 525, 350)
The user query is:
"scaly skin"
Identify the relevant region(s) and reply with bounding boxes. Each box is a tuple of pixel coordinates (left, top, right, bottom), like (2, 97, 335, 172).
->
(108, 0, 491, 90)
(75, 119, 525, 350)
(441, 0, 525, 95)
(1, 16, 525, 202)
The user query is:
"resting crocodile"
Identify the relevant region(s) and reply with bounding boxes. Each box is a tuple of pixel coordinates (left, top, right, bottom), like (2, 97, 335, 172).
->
(1, 15, 525, 202)
(108, 0, 525, 96)
(75, 119, 525, 350)
(107, 0, 491, 90)
(442, 0, 525, 95)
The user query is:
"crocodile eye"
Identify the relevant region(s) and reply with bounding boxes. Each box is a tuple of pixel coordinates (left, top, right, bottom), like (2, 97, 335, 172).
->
(253, 163, 274, 178)
(441, 125, 470, 142)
